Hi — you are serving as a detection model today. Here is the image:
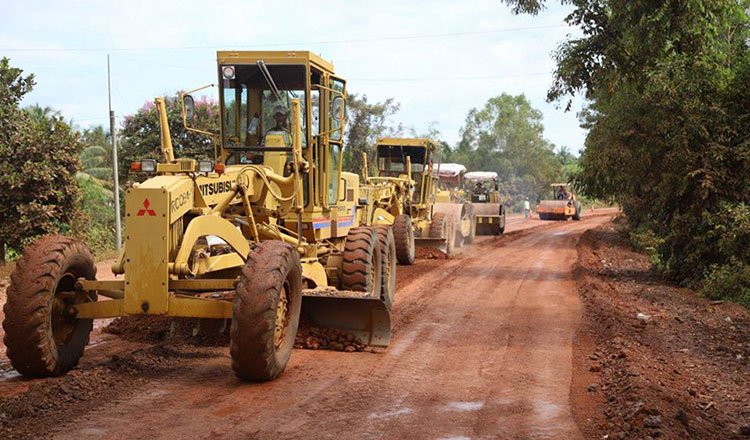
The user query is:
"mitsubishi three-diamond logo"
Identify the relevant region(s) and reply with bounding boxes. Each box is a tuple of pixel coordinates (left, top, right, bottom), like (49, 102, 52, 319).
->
(136, 198, 156, 216)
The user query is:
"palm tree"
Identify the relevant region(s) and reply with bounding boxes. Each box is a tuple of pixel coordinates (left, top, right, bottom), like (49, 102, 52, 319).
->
(24, 104, 60, 124)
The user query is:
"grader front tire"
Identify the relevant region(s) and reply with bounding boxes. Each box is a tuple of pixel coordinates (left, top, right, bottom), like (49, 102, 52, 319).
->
(374, 226, 397, 311)
(341, 227, 383, 297)
(3, 235, 97, 377)
(231, 241, 302, 381)
(392, 214, 415, 265)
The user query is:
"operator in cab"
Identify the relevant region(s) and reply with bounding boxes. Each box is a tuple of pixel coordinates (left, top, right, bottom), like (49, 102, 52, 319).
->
(264, 105, 291, 147)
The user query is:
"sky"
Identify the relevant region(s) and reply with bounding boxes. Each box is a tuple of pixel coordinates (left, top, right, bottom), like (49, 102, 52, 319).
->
(0, 0, 586, 152)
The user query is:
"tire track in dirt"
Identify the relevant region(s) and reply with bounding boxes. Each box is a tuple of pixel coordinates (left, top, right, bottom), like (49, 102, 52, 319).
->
(32, 212, 616, 440)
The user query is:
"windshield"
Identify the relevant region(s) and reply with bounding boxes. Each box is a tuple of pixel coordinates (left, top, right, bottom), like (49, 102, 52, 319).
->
(220, 64, 307, 159)
(377, 145, 427, 176)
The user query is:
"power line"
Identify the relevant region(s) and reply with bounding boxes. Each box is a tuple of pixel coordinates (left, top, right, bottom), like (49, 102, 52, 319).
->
(1, 24, 566, 52)
(350, 72, 550, 82)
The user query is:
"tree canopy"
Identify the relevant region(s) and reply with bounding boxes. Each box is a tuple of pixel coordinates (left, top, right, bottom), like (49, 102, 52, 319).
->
(450, 93, 564, 201)
(503, 0, 750, 301)
(0, 58, 84, 261)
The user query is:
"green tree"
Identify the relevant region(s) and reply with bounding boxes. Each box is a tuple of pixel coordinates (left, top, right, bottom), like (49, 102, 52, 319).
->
(503, 0, 750, 292)
(0, 58, 84, 262)
(120, 94, 217, 182)
(454, 93, 561, 200)
(342, 93, 403, 174)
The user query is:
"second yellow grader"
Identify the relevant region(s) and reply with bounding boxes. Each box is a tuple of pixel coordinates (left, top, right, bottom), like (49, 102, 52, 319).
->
(359, 138, 466, 262)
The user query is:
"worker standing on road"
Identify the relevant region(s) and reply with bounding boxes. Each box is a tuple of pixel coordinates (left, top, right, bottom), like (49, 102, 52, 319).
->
(523, 197, 530, 219)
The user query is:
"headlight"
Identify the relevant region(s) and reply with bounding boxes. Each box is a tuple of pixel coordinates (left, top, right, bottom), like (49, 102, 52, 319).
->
(140, 159, 157, 173)
(222, 65, 235, 80)
(198, 160, 214, 173)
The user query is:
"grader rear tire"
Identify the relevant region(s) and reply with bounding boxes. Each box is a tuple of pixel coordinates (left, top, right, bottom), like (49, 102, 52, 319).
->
(3, 235, 97, 377)
(374, 226, 397, 311)
(392, 214, 415, 265)
(341, 227, 383, 297)
(231, 241, 302, 381)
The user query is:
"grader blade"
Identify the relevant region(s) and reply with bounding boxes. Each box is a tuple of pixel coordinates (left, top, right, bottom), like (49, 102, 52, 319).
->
(301, 293, 391, 347)
(414, 237, 449, 253)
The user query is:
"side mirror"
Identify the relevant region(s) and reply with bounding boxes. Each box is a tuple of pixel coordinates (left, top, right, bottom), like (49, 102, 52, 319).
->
(332, 96, 344, 121)
(183, 94, 195, 121)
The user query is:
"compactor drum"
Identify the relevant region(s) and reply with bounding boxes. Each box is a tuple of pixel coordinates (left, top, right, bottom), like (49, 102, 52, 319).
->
(2, 51, 393, 381)
(464, 171, 506, 235)
(537, 183, 582, 221)
(434, 163, 476, 247)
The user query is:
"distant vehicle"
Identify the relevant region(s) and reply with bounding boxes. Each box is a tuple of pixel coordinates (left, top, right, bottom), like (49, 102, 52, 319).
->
(464, 171, 506, 235)
(537, 183, 582, 221)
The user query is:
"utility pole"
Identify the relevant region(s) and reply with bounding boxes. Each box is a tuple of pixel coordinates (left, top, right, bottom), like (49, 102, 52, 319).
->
(108, 55, 122, 250)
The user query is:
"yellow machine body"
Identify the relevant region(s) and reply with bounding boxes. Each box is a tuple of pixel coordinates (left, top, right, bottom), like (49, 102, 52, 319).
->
(75, 51, 390, 347)
(464, 171, 506, 235)
(537, 183, 582, 221)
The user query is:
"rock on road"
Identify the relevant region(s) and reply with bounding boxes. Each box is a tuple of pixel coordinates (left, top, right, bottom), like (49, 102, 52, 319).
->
(17, 211, 616, 440)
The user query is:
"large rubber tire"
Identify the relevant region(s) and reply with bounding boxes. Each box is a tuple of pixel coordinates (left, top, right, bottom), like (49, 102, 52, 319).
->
(231, 241, 302, 381)
(341, 227, 383, 297)
(392, 214, 415, 265)
(3, 235, 97, 377)
(374, 226, 397, 311)
(429, 213, 448, 239)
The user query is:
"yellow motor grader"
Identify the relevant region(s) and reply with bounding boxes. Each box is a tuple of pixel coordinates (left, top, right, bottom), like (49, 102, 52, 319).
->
(435, 163, 476, 247)
(2, 51, 394, 382)
(464, 171, 506, 235)
(537, 183, 582, 221)
(359, 137, 459, 261)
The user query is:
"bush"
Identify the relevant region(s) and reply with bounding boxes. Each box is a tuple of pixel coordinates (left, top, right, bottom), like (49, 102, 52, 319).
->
(702, 258, 750, 307)
(628, 226, 666, 272)
(71, 174, 116, 254)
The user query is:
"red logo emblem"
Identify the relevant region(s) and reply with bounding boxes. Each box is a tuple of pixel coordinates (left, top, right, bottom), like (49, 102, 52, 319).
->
(136, 199, 156, 216)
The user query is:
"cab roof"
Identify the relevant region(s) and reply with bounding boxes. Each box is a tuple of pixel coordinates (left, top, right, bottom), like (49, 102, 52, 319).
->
(216, 50, 335, 74)
(376, 138, 438, 149)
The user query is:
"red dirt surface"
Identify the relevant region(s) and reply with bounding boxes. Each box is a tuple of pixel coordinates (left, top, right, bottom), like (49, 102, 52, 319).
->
(572, 221, 750, 439)
(0, 210, 618, 439)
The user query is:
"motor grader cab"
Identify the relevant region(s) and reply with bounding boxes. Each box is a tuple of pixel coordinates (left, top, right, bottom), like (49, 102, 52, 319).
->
(537, 183, 582, 221)
(2, 51, 394, 383)
(358, 138, 455, 263)
(433, 163, 475, 247)
(464, 171, 506, 235)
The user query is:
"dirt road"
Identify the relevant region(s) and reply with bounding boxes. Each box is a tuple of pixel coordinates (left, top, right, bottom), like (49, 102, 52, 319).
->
(1, 211, 615, 439)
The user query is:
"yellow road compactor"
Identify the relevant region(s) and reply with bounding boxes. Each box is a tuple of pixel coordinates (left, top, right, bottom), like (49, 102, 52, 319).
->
(2, 51, 393, 382)
(464, 171, 506, 235)
(537, 183, 583, 221)
(435, 163, 476, 247)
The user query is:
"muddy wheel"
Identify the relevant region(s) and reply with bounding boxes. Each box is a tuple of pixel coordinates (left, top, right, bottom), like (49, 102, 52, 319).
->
(341, 227, 383, 296)
(392, 214, 415, 265)
(374, 226, 397, 311)
(3, 235, 97, 377)
(231, 241, 302, 381)
(429, 212, 448, 239)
